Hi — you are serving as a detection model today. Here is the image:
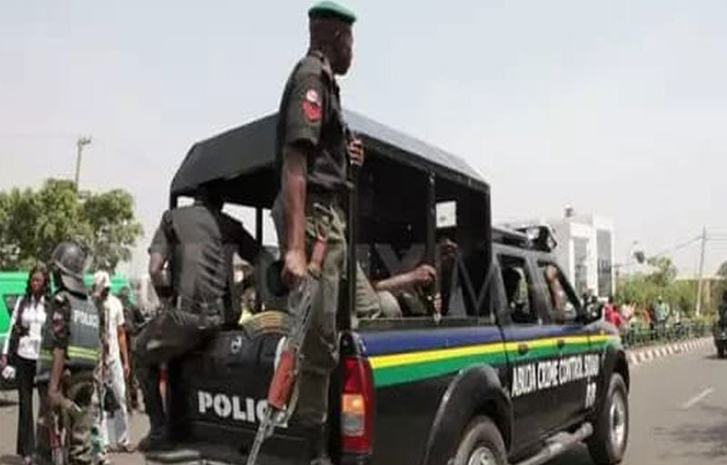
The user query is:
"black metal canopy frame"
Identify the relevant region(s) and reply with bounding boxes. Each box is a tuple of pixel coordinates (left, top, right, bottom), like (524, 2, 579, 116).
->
(169, 110, 492, 324)
(169, 110, 489, 209)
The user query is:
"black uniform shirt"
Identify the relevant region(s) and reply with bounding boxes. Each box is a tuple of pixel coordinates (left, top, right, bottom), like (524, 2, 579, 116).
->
(149, 204, 259, 307)
(276, 50, 349, 195)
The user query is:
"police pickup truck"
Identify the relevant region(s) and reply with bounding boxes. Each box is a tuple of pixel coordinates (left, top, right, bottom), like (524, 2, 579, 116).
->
(150, 111, 629, 465)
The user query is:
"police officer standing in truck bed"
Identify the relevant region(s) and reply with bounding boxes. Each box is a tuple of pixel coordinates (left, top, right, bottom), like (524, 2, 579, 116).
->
(271, 2, 363, 463)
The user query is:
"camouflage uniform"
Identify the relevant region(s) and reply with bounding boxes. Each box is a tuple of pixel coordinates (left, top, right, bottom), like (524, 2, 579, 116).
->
(273, 42, 356, 426)
(36, 243, 106, 465)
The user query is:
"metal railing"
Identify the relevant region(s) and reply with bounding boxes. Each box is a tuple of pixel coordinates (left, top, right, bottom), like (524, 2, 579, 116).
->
(620, 322, 710, 349)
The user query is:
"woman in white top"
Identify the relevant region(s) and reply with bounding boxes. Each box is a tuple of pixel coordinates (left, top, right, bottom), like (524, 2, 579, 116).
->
(1, 265, 49, 465)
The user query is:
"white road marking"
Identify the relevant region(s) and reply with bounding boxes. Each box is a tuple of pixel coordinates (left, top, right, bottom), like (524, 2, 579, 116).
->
(681, 388, 715, 409)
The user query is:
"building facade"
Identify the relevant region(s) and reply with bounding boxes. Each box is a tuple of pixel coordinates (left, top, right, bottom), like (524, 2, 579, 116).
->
(502, 209, 616, 299)
(549, 211, 615, 298)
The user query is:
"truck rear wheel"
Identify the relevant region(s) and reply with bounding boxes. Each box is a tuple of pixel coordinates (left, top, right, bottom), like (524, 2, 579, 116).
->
(453, 416, 507, 465)
(588, 374, 629, 465)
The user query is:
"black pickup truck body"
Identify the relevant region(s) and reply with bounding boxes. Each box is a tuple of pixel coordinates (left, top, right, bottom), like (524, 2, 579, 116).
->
(152, 111, 629, 465)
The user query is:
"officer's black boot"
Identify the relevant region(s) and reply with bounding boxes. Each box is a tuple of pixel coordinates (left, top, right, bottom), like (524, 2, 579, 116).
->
(304, 422, 333, 465)
(137, 365, 172, 452)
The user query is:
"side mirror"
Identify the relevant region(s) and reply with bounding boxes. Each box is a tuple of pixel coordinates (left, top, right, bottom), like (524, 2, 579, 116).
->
(581, 301, 604, 324)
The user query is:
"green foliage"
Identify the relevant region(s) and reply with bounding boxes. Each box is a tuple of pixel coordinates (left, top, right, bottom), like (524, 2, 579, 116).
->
(0, 179, 143, 272)
(617, 256, 699, 317)
(645, 256, 678, 287)
(716, 261, 727, 303)
(83, 189, 144, 271)
(717, 261, 727, 278)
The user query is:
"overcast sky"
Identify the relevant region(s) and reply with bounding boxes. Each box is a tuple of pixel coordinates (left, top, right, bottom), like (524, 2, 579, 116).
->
(1, 0, 726, 277)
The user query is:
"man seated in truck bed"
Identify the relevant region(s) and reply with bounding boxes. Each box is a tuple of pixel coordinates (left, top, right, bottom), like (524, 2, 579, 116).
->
(355, 262, 437, 319)
(356, 236, 459, 320)
(136, 184, 262, 451)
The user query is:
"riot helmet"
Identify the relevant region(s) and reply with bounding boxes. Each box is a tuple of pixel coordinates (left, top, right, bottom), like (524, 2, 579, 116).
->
(50, 242, 87, 295)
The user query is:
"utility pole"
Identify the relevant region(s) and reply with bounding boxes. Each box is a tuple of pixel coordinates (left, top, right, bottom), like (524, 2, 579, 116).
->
(74, 136, 92, 191)
(696, 226, 707, 316)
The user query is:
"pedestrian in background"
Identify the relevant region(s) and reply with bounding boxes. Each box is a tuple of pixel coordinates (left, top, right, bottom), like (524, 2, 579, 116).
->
(119, 286, 145, 412)
(93, 271, 135, 453)
(0, 264, 49, 465)
(620, 300, 635, 324)
(604, 296, 623, 329)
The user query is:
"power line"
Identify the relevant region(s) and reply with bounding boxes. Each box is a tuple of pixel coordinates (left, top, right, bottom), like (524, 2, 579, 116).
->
(616, 235, 703, 272)
(649, 235, 702, 259)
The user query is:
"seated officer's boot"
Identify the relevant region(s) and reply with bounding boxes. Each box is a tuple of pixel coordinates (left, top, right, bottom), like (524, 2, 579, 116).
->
(138, 434, 173, 453)
(305, 423, 333, 465)
(138, 367, 173, 452)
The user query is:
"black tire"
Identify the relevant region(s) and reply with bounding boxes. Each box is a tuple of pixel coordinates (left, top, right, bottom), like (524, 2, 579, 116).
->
(452, 416, 507, 465)
(718, 345, 725, 358)
(240, 311, 293, 338)
(587, 374, 629, 465)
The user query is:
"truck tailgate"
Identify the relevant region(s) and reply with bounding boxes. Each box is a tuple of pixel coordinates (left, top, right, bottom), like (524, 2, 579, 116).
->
(167, 328, 308, 463)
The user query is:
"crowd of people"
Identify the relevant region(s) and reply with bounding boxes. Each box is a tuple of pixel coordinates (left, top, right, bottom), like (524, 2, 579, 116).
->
(0, 262, 147, 464)
(600, 294, 686, 332)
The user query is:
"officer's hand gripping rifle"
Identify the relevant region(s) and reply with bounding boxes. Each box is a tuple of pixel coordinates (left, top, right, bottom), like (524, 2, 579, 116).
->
(246, 205, 332, 465)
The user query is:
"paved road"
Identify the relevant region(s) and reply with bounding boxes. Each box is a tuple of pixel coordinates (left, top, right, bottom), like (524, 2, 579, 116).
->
(1, 343, 726, 465)
(550, 343, 727, 465)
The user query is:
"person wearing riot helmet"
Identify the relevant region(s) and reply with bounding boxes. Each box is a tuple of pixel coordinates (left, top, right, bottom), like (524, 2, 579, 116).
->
(270, 2, 362, 463)
(36, 242, 107, 465)
(135, 181, 262, 452)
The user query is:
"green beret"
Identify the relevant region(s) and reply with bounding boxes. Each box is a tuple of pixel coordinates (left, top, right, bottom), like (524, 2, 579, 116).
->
(308, 1, 356, 25)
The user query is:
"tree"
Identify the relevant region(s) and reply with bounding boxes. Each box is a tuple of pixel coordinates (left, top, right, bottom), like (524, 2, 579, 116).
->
(717, 261, 727, 279)
(83, 189, 143, 271)
(716, 261, 727, 303)
(616, 255, 713, 318)
(645, 256, 677, 287)
(0, 179, 143, 272)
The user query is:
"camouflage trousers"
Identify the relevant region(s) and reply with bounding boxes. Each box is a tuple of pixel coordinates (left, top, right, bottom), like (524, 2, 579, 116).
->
(36, 372, 106, 465)
(272, 195, 347, 425)
(354, 261, 403, 319)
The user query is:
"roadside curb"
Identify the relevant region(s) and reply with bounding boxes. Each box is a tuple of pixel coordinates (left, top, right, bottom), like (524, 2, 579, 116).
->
(626, 337, 711, 367)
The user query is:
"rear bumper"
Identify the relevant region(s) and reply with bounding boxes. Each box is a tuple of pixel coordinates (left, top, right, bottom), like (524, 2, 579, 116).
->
(340, 453, 371, 465)
(145, 446, 307, 465)
(145, 450, 370, 465)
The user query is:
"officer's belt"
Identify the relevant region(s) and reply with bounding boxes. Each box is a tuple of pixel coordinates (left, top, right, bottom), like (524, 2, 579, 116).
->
(306, 191, 344, 211)
(174, 295, 224, 316)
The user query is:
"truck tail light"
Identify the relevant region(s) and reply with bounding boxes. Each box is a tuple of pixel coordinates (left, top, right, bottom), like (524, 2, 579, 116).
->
(341, 356, 374, 454)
